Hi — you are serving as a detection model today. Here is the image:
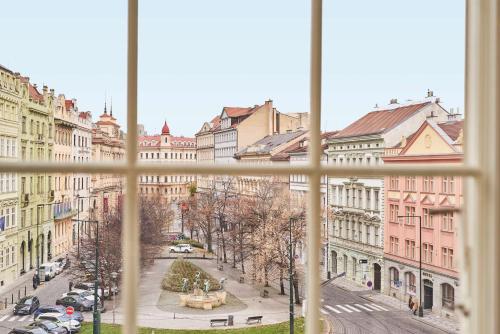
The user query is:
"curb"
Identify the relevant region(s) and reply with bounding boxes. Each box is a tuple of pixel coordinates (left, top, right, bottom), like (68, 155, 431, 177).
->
(357, 294, 456, 334)
(321, 317, 334, 334)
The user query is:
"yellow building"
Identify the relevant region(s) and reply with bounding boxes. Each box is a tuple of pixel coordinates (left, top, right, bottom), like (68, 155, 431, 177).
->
(195, 115, 219, 192)
(0, 65, 21, 287)
(18, 77, 55, 275)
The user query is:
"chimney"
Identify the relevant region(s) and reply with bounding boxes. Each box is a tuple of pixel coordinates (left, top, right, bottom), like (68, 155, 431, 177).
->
(389, 98, 398, 104)
(33, 83, 37, 89)
(43, 85, 48, 94)
(427, 89, 434, 98)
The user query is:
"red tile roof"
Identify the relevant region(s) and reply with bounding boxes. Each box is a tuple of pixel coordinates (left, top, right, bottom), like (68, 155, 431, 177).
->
(161, 121, 170, 135)
(334, 102, 431, 139)
(65, 100, 74, 110)
(138, 135, 195, 148)
(223, 106, 259, 118)
(438, 120, 464, 141)
(79, 111, 92, 119)
(28, 84, 44, 103)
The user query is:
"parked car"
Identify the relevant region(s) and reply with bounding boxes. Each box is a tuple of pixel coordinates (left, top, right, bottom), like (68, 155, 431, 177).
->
(14, 296, 40, 315)
(53, 262, 63, 275)
(55, 296, 93, 312)
(35, 313, 80, 333)
(169, 244, 193, 253)
(27, 320, 67, 334)
(39, 263, 57, 281)
(8, 327, 48, 334)
(34, 305, 84, 323)
(73, 282, 117, 298)
(63, 289, 100, 303)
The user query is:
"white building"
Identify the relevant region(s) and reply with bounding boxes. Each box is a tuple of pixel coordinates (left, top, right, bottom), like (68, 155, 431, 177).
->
(327, 94, 449, 291)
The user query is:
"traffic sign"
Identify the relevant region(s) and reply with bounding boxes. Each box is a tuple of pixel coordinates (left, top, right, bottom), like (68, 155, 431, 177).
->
(66, 306, 75, 315)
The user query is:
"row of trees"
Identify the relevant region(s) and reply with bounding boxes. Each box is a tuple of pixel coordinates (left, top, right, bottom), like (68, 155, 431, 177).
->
(184, 177, 306, 300)
(70, 196, 174, 297)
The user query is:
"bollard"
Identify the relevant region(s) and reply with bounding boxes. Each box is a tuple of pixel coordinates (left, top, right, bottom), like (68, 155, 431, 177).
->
(11, 294, 13, 304)
(24, 286, 27, 296)
(18, 290, 20, 301)
(4, 298, 7, 308)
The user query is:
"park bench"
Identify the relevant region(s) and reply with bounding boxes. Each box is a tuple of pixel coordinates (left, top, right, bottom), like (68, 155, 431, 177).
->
(210, 318, 228, 327)
(246, 315, 263, 325)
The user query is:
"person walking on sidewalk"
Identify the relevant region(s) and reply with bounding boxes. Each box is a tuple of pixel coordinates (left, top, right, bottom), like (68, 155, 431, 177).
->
(411, 297, 419, 315)
(32, 273, 38, 290)
(408, 296, 414, 313)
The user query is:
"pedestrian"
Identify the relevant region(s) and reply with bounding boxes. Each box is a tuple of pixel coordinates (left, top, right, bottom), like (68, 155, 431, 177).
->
(32, 273, 38, 290)
(408, 296, 413, 310)
(412, 298, 419, 315)
(69, 281, 73, 292)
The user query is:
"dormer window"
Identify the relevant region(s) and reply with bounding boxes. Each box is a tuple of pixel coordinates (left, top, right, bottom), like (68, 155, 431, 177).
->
(164, 137, 168, 143)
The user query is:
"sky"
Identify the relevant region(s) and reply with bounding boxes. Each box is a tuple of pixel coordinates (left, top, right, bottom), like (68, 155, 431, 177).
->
(1, 1, 465, 137)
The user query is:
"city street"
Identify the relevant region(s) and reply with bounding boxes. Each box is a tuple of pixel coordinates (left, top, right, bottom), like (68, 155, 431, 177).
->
(321, 284, 451, 334)
(0, 272, 74, 333)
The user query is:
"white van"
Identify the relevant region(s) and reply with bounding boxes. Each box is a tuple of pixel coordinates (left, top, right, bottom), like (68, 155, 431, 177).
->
(39, 262, 57, 281)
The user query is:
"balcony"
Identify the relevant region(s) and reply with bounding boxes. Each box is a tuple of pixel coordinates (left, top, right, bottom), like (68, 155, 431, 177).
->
(53, 204, 77, 221)
(330, 235, 382, 256)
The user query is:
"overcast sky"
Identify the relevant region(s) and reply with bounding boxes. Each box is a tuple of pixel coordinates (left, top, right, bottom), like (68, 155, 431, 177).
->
(1, 1, 464, 137)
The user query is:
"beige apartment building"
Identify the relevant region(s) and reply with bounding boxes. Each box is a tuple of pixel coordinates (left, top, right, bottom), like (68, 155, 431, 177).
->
(195, 115, 219, 192)
(138, 121, 196, 203)
(91, 105, 125, 221)
(0, 65, 20, 287)
(53, 95, 78, 258)
(18, 78, 55, 275)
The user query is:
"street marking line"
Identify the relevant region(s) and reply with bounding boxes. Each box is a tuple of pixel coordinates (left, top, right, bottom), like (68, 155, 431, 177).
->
(363, 304, 382, 311)
(344, 305, 361, 312)
(354, 303, 374, 312)
(0, 315, 9, 321)
(325, 305, 342, 314)
(18, 316, 28, 321)
(320, 308, 329, 315)
(335, 305, 353, 313)
(8, 316, 19, 321)
(370, 303, 390, 311)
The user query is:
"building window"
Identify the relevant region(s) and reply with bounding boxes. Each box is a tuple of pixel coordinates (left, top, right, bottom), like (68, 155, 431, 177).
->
(442, 248, 454, 269)
(390, 236, 399, 255)
(442, 212, 454, 231)
(404, 206, 416, 224)
(389, 267, 399, 287)
(389, 204, 399, 222)
(442, 176, 455, 194)
(405, 176, 416, 191)
(389, 176, 399, 190)
(423, 243, 434, 263)
(423, 176, 434, 192)
(405, 272, 416, 294)
(405, 239, 415, 259)
(442, 283, 455, 309)
(423, 208, 433, 228)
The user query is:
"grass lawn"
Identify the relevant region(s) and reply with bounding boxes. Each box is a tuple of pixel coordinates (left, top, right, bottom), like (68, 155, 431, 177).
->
(80, 318, 305, 333)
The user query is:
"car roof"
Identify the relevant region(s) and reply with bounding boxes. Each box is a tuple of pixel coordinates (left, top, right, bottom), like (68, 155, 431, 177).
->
(39, 312, 62, 318)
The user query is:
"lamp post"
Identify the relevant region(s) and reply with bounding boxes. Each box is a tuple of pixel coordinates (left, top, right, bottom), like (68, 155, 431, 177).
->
(398, 215, 423, 318)
(36, 203, 54, 283)
(111, 271, 118, 325)
(289, 217, 295, 334)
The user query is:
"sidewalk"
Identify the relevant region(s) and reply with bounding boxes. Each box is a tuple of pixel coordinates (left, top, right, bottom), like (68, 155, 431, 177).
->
(332, 277, 371, 292)
(0, 269, 38, 312)
(364, 293, 460, 333)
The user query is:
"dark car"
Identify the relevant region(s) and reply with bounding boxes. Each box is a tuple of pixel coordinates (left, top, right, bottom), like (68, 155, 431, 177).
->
(8, 326, 48, 334)
(14, 296, 40, 315)
(34, 305, 84, 323)
(55, 296, 93, 312)
(27, 320, 68, 334)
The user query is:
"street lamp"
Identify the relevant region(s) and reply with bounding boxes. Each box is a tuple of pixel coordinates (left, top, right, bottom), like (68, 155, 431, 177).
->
(76, 194, 99, 258)
(111, 271, 118, 325)
(398, 214, 423, 318)
(36, 203, 54, 284)
(289, 217, 295, 334)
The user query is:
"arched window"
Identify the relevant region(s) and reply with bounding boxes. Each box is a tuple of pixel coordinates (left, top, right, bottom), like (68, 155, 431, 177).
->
(442, 283, 455, 309)
(389, 267, 399, 287)
(405, 272, 416, 294)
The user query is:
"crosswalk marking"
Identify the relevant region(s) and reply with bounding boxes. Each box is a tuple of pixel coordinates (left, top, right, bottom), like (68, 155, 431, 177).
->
(0, 315, 9, 321)
(369, 303, 389, 311)
(18, 315, 28, 321)
(325, 305, 342, 314)
(343, 305, 361, 312)
(8, 316, 18, 321)
(320, 308, 329, 315)
(335, 305, 354, 313)
(354, 303, 374, 311)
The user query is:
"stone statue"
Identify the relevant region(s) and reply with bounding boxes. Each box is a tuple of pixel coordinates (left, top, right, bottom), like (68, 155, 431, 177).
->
(181, 278, 189, 293)
(204, 279, 210, 294)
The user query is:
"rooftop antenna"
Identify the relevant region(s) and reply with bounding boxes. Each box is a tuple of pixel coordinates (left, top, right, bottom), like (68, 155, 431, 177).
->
(104, 91, 108, 114)
(110, 97, 113, 117)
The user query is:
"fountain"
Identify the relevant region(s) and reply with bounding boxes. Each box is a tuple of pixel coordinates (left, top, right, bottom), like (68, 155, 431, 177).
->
(178, 272, 227, 310)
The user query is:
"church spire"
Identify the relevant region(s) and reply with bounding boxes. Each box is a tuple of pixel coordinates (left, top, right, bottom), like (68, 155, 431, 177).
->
(104, 100, 107, 114)
(110, 97, 113, 117)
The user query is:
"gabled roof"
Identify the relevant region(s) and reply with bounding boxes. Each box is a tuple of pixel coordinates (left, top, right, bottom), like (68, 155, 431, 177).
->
(28, 84, 44, 103)
(438, 120, 464, 141)
(223, 106, 258, 118)
(236, 130, 307, 157)
(286, 131, 340, 154)
(334, 102, 431, 139)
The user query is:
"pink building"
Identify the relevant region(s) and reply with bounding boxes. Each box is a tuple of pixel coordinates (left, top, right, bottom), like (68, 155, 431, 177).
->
(382, 118, 463, 317)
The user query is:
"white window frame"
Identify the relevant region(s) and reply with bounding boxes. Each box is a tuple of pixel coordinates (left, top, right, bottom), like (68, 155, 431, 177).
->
(0, 1, 496, 333)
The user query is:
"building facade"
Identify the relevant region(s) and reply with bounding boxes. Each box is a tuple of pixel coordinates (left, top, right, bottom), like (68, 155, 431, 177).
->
(53, 95, 79, 258)
(91, 106, 125, 221)
(327, 95, 449, 291)
(138, 121, 196, 203)
(18, 79, 55, 276)
(196, 115, 219, 192)
(0, 65, 21, 287)
(383, 118, 463, 316)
